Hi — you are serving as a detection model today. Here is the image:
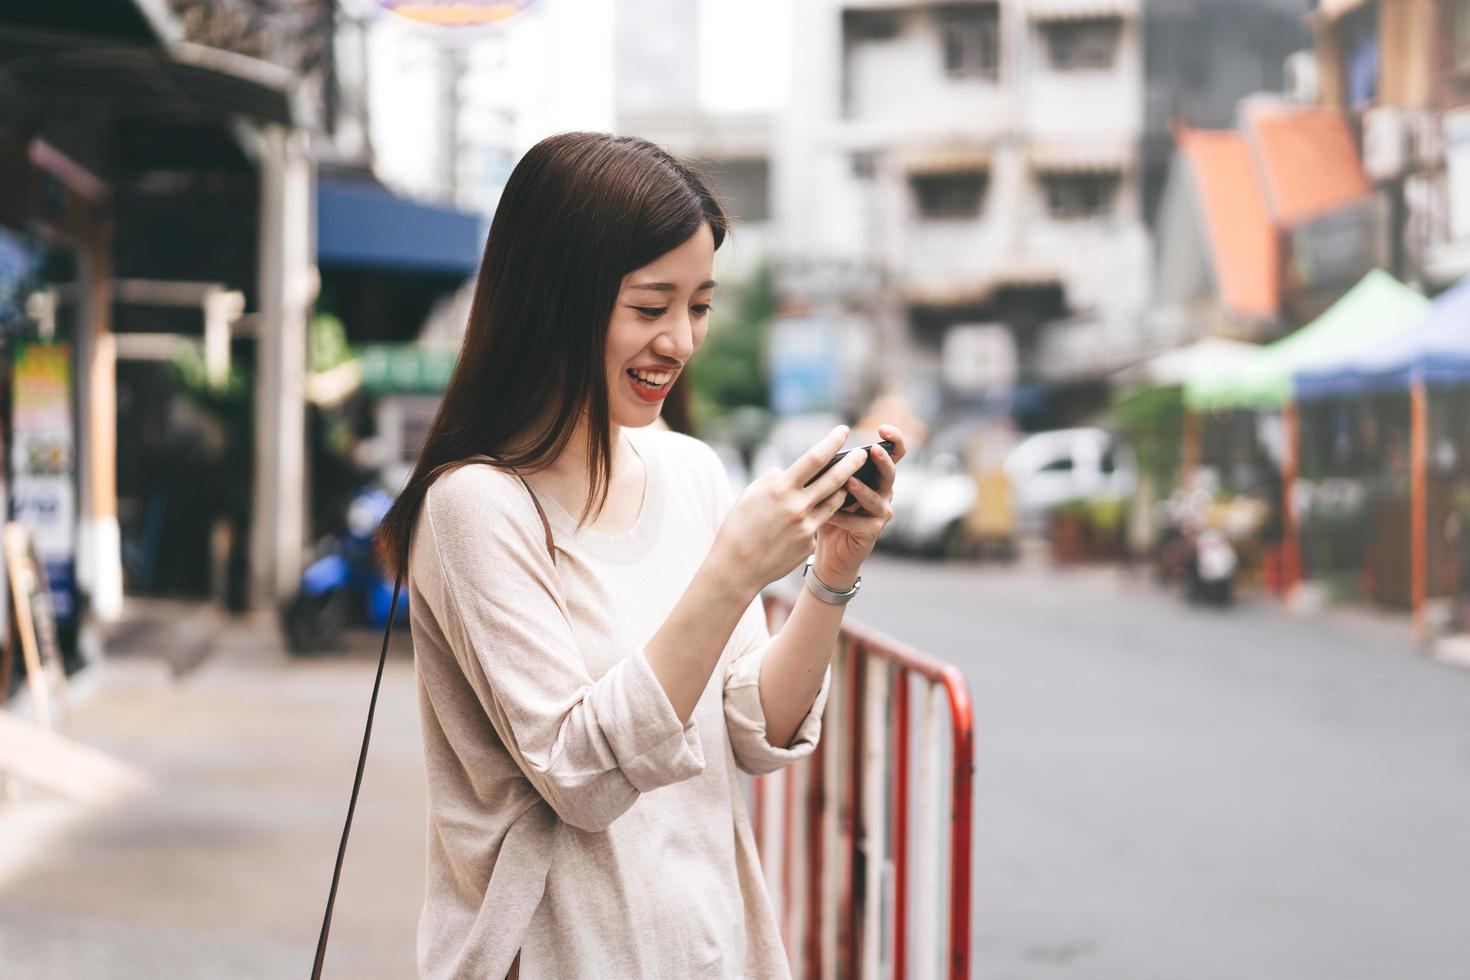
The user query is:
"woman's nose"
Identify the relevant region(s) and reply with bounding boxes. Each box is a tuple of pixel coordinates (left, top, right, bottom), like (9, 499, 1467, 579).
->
(655, 315, 695, 361)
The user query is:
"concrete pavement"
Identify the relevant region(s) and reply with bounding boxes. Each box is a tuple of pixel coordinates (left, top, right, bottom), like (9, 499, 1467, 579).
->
(0, 617, 424, 979)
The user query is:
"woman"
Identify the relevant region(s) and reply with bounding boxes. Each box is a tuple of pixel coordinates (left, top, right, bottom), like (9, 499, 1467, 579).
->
(377, 132, 906, 979)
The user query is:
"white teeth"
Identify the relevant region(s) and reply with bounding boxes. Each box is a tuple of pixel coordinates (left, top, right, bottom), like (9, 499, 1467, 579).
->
(629, 368, 673, 387)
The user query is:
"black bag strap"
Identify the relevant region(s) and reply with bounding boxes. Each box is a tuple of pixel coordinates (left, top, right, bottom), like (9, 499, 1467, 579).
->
(311, 463, 553, 979)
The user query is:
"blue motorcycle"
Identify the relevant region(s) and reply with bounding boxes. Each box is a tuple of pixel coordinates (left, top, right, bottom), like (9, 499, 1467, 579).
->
(282, 486, 406, 652)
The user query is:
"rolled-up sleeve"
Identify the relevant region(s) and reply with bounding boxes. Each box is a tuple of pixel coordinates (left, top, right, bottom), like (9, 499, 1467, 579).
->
(419, 470, 704, 833)
(722, 620, 832, 776)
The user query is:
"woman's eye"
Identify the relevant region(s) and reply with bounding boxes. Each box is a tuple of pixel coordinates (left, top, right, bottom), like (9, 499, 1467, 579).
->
(635, 306, 667, 318)
(693, 304, 713, 317)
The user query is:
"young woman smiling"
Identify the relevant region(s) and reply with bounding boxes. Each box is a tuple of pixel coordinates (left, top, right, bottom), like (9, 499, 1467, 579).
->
(376, 132, 906, 980)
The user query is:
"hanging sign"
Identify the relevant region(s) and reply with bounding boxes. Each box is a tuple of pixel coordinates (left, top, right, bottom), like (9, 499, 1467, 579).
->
(354, 0, 537, 29)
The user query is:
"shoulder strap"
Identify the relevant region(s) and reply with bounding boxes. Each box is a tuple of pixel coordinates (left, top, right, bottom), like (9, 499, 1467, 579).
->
(311, 462, 553, 978)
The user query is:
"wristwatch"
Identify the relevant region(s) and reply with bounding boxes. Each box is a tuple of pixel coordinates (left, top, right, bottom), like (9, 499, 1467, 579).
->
(803, 554, 861, 605)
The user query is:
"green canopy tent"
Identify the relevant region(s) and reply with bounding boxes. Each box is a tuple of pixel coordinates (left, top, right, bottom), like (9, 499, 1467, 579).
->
(1184, 270, 1430, 413)
(1181, 269, 1429, 605)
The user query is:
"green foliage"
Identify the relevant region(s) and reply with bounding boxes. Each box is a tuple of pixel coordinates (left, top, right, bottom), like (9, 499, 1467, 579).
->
(1112, 383, 1184, 486)
(689, 262, 776, 426)
(309, 312, 353, 374)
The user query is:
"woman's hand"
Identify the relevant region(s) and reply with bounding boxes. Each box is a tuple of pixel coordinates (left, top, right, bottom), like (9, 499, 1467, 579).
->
(707, 425, 872, 599)
(812, 424, 907, 588)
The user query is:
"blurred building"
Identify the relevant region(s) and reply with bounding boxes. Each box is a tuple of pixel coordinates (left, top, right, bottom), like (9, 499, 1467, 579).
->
(777, 0, 1152, 429)
(1152, 99, 1379, 342)
(361, 0, 615, 216)
(0, 0, 310, 640)
(1309, 0, 1470, 288)
(1141, 0, 1312, 226)
(613, 0, 776, 286)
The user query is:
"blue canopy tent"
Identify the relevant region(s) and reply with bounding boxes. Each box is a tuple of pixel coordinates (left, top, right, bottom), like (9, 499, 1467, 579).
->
(1291, 277, 1470, 639)
(1295, 278, 1470, 400)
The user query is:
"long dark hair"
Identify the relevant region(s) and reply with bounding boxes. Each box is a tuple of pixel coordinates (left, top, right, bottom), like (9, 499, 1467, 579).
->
(376, 132, 729, 575)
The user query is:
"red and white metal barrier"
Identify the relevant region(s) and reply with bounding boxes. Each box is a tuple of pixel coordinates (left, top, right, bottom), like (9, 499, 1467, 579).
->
(755, 592, 975, 980)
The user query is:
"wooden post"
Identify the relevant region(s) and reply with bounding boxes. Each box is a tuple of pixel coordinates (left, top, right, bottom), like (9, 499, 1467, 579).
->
(1411, 380, 1428, 643)
(1282, 402, 1302, 603)
(1181, 408, 1201, 484)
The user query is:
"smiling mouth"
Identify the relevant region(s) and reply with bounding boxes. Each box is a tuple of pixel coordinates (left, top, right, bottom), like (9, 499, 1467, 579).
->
(626, 368, 673, 392)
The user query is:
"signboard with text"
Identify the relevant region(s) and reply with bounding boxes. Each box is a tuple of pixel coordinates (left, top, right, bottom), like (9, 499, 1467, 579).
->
(10, 341, 75, 622)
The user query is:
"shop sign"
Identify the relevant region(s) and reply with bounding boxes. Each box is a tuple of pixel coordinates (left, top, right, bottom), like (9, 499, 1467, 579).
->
(768, 317, 842, 416)
(359, 344, 458, 395)
(10, 341, 75, 620)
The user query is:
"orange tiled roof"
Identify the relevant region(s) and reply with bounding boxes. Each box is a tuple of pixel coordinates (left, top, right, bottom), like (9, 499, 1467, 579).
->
(1179, 129, 1280, 321)
(1244, 102, 1373, 227)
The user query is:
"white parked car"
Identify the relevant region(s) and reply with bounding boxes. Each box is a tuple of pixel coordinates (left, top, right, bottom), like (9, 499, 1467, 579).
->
(883, 447, 978, 557)
(1003, 427, 1136, 532)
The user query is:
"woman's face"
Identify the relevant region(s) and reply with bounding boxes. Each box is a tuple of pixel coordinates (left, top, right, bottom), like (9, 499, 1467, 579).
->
(605, 222, 716, 428)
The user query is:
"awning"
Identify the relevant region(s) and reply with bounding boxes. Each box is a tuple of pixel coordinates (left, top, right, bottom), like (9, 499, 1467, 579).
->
(1026, 0, 1136, 21)
(898, 146, 993, 175)
(1028, 139, 1131, 173)
(317, 177, 485, 275)
(1295, 278, 1470, 399)
(1113, 337, 1261, 388)
(1184, 269, 1430, 412)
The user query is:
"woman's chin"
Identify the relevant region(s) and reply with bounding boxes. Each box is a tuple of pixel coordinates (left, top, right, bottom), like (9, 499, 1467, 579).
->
(611, 404, 663, 429)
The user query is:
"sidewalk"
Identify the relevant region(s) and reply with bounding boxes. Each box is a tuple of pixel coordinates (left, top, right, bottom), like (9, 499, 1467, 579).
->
(0, 613, 424, 979)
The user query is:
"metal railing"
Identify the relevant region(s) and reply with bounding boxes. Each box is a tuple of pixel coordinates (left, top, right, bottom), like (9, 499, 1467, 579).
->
(755, 592, 975, 980)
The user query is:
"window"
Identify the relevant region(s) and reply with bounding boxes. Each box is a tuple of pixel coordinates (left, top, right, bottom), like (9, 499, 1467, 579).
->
(939, 6, 1000, 81)
(1042, 18, 1122, 71)
(911, 171, 989, 218)
(1040, 173, 1120, 219)
(844, 9, 901, 43)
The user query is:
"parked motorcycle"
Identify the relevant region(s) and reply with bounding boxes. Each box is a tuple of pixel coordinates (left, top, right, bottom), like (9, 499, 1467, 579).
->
(1154, 490, 1237, 606)
(282, 486, 404, 653)
(1185, 528, 1238, 606)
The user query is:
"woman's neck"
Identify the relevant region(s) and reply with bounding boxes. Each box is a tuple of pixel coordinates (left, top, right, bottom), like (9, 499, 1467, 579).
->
(530, 418, 648, 533)
(543, 419, 626, 484)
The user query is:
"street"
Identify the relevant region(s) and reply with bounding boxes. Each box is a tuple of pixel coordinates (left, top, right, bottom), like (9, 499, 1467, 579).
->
(859, 555, 1470, 980)
(3, 557, 1469, 978)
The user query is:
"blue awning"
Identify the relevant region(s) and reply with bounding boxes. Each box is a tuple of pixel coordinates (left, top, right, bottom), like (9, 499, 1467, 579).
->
(317, 177, 485, 275)
(1295, 277, 1470, 400)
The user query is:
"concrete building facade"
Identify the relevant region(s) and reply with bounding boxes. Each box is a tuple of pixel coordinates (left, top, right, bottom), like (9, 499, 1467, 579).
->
(777, 0, 1152, 426)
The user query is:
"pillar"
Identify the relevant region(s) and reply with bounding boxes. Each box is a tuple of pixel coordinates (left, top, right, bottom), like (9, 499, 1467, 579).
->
(1282, 401, 1302, 605)
(250, 125, 313, 609)
(1411, 379, 1428, 643)
(78, 215, 123, 620)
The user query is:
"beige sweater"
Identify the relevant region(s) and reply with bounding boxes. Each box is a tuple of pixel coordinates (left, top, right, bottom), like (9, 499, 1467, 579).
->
(408, 427, 830, 979)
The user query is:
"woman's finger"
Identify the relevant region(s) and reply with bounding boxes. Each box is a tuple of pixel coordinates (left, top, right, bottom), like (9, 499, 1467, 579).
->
(844, 473, 886, 515)
(802, 447, 869, 508)
(813, 485, 850, 526)
(877, 424, 908, 464)
(786, 425, 850, 489)
(868, 441, 897, 498)
(823, 511, 886, 535)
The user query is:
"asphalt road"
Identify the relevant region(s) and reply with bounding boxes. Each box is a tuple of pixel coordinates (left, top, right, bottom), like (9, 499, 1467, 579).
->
(855, 553, 1470, 980)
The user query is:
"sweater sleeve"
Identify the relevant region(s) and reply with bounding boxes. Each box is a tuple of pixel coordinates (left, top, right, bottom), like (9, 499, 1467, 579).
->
(416, 467, 704, 833)
(693, 442, 831, 774)
(722, 601, 832, 775)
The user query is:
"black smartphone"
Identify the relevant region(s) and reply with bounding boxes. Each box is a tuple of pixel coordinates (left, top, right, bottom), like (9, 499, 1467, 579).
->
(803, 440, 896, 511)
